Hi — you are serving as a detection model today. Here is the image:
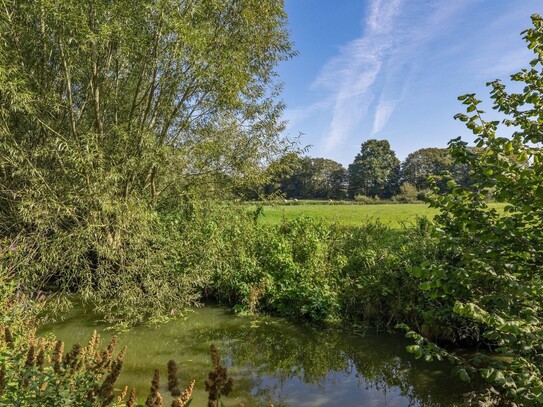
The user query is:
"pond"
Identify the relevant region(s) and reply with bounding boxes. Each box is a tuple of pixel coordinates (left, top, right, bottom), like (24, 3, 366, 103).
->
(39, 305, 471, 406)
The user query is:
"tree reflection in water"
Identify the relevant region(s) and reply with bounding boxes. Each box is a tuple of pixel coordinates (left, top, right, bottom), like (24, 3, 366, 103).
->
(199, 318, 470, 406)
(40, 306, 472, 406)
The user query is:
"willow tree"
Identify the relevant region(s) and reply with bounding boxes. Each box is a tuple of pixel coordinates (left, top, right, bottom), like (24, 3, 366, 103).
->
(0, 0, 293, 324)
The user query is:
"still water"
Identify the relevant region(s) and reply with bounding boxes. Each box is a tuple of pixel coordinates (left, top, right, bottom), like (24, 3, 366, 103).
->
(39, 306, 470, 406)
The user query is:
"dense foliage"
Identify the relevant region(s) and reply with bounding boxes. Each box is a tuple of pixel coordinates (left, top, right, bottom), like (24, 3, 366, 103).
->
(262, 145, 481, 203)
(263, 154, 348, 199)
(405, 14, 543, 406)
(183, 208, 442, 331)
(400, 147, 474, 192)
(348, 139, 400, 198)
(0, 0, 293, 323)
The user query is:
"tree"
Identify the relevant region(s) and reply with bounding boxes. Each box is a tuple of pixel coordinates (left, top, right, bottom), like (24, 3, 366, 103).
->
(348, 139, 400, 198)
(400, 147, 483, 193)
(406, 14, 543, 405)
(0, 0, 293, 324)
(260, 153, 300, 198)
(327, 163, 349, 199)
(400, 148, 452, 190)
(308, 158, 347, 199)
(263, 153, 309, 198)
(264, 155, 347, 199)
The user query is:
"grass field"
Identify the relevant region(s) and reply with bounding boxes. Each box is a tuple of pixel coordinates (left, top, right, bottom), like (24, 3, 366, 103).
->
(256, 203, 506, 229)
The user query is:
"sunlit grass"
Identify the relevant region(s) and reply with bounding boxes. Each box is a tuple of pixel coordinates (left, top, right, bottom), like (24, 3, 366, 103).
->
(255, 202, 506, 229)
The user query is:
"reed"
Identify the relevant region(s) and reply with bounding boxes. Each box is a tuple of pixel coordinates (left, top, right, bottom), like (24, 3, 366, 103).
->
(205, 345, 233, 407)
(167, 359, 181, 396)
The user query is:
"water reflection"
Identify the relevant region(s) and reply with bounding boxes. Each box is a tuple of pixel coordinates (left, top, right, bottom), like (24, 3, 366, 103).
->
(39, 306, 470, 406)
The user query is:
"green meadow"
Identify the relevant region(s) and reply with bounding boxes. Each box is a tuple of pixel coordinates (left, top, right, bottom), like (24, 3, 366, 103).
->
(256, 202, 506, 228)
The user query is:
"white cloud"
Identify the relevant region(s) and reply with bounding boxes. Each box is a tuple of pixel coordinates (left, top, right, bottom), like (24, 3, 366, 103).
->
(314, 0, 404, 152)
(472, 47, 532, 78)
(372, 98, 398, 135)
(308, 0, 477, 152)
(284, 99, 333, 131)
(366, 0, 403, 34)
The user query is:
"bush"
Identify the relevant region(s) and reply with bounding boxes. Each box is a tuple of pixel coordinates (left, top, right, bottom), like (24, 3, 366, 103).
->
(207, 214, 341, 321)
(0, 264, 130, 406)
(205, 210, 441, 329)
(354, 195, 376, 204)
(405, 14, 543, 405)
(416, 189, 432, 202)
(2, 204, 206, 329)
(393, 182, 418, 203)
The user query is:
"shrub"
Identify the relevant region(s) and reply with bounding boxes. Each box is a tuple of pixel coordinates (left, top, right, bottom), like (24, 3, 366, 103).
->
(3, 206, 205, 329)
(208, 214, 342, 321)
(416, 189, 432, 202)
(205, 210, 440, 329)
(354, 195, 375, 204)
(393, 182, 418, 203)
(0, 264, 131, 406)
(405, 14, 543, 406)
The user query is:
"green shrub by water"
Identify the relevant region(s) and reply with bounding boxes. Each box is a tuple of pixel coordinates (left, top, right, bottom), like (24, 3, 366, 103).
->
(179, 206, 441, 331)
(400, 15, 543, 406)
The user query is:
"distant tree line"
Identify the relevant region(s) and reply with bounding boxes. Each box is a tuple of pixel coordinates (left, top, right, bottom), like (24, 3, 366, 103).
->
(261, 153, 348, 199)
(259, 139, 478, 201)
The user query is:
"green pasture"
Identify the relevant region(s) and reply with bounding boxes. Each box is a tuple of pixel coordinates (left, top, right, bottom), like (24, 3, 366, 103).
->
(256, 202, 506, 229)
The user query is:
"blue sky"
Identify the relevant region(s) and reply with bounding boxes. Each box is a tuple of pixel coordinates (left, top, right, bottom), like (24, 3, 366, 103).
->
(278, 0, 543, 166)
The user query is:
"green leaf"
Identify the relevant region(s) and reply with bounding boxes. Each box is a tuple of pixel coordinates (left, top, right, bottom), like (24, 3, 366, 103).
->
(410, 267, 423, 277)
(419, 281, 432, 291)
(458, 369, 471, 382)
(494, 371, 506, 384)
(480, 368, 495, 379)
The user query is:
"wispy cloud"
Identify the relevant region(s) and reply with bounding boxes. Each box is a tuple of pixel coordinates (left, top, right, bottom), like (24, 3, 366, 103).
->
(284, 99, 333, 131)
(367, 0, 403, 34)
(370, 60, 412, 136)
(313, 0, 403, 151)
(463, 7, 535, 79)
(303, 0, 475, 152)
(372, 98, 398, 135)
(315, 36, 385, 151)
